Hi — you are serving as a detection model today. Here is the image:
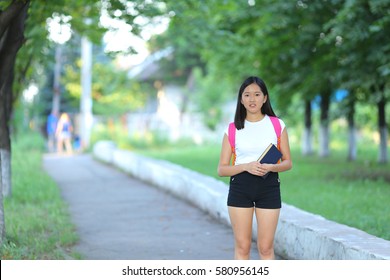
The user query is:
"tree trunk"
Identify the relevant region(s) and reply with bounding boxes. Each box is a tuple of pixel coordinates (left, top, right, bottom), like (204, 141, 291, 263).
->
(52, 45, 62, 115)
(0, 0, 30, 244)
(301, 99, 313, 155)
(0, 1, 29, 196)
(182, 67, 195, 117)
(0, 104, 9, 244)
(319, 91, 330, 157)
(0, 153, 4, 244)
(347, 95, 357, 161)
(377, 92, 388, 164)
(80, 36, 93, 150)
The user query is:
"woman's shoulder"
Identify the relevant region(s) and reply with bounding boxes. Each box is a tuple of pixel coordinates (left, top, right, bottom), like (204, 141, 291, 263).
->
(266, 115, 286, 131)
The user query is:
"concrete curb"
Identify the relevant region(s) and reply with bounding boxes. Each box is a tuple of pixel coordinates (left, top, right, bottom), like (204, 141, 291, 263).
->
(93, 141, 390, 260)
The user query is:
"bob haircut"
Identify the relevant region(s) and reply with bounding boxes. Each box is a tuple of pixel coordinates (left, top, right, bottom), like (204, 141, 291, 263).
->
(234, 76, 277, 130)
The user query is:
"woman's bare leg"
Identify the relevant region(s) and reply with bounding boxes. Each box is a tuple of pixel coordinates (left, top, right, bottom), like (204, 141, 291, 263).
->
(228, 206, 254, 259)
(57, 139, 63, 154)
(255, 208, 280, 259)
(64, 138, 73, 154)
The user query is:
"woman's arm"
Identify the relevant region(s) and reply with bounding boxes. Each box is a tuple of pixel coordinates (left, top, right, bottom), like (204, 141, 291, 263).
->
(260, 128, 293, 174)
(55, 121, 62, 137)
(217, 134, 264, 177)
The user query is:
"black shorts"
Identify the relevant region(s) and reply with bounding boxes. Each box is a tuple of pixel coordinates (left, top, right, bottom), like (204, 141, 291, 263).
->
(227, 171, 281, 209)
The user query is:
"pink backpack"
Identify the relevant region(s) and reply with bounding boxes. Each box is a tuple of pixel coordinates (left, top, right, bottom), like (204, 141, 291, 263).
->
(228, 116, 282, 165)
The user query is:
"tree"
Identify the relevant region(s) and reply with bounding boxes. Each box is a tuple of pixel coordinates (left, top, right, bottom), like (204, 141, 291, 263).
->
(63, 59, 150, 115)
(326, 0, 390, 163)
(0, 0, 30, 243)
(157, 0, 267, 128)
(191, 67, 233, 130)
(156, 0, 389, 162)
(145, 0, 233, 128)
(0, 0, 165, 246)
(260, 1, 344, 157)
(161, 1, 344, 157)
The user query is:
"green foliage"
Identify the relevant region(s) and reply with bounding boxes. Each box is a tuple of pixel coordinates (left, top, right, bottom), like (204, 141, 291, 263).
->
(62, 60, 150, 115)
(157, 0, 390, 133)
(162, 0, 254, 83)
(1, 132, 78, 259)
(8, 0, 389, 140)
(10, 130, 46, 152)
(192, 67, 234, 130)
(9, 0, 166, 119)
(326, 0, 390, 90)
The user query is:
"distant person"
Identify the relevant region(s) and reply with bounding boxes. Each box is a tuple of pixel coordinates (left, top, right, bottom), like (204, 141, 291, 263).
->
(56, 113, 73, 154)
(217, 76, 292, 260)
(73, 135, 81, 153)
(46, 112, 58, 153)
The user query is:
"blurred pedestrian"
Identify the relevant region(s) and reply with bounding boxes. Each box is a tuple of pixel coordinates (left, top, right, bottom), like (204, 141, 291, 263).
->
(73, 134, 81, 153)
(46, 111, 58, 153)
(56, 113, 73, 154)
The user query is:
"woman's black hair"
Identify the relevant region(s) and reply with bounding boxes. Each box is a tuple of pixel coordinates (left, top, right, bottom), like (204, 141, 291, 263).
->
(234, 76, 277, 130)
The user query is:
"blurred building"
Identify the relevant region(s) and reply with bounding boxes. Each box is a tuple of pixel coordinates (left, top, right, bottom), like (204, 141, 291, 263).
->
(126, 48, 227, 144)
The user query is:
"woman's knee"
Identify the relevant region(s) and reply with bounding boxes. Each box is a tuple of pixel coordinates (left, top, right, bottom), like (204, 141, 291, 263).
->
(257, 242, 274, 258)
(236, 239, 252, 255)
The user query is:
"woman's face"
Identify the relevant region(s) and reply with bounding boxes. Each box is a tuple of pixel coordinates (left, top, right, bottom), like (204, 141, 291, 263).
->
(241, 83, 267, 114)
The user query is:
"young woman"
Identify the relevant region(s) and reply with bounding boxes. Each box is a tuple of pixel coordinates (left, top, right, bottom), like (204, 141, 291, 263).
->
(56, 112, 74, 154)
(218, 76, 292, 260)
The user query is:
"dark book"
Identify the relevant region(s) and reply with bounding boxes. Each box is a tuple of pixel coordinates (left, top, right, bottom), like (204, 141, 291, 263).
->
(257, 143, 283, 178)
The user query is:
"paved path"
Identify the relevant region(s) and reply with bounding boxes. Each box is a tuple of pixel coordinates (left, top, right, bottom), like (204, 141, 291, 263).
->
(43, 154, 259, 260)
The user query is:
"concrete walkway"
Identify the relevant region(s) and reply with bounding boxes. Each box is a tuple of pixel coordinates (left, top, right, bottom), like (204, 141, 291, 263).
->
(43, 154, 259, 260)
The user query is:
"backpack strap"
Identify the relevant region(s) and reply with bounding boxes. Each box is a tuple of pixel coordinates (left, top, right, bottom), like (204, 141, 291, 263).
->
(269, 116, 282, 164)
(228, 122, 236, 165)
(269, 116, 282, 150)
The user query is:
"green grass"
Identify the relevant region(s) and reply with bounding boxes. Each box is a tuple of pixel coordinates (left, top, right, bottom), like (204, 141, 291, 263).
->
(139, 143, 390, 241)
(0, 132, 79, 259)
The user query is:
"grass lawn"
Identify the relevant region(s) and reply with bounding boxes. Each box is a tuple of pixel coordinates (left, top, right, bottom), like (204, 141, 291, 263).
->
(0, 133, 79, 259)
(140, 143, 390, 241)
